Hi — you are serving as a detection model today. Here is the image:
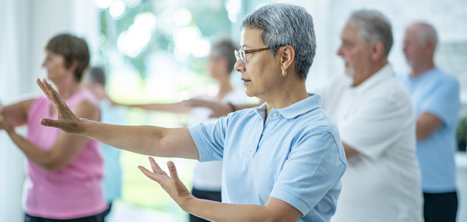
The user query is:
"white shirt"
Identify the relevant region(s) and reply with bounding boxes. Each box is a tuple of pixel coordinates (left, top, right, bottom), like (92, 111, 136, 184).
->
(189, 90, 247, 191)
(317, 65, 423, 222)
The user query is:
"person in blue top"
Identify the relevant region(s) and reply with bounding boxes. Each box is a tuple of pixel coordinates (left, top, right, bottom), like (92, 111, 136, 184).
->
(36, 3, 347, 222)
(399, 22, 461, 222)
(81, 67, 126, 220)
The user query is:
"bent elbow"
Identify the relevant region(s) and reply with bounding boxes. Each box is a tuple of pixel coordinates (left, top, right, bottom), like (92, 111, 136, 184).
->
(416, 130, 432, 140)
(42, 161, 66, 172)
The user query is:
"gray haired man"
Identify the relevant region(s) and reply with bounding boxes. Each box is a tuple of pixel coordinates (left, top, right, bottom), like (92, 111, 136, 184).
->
(316, 10, 423, 222)
(400, 22, 460, 222)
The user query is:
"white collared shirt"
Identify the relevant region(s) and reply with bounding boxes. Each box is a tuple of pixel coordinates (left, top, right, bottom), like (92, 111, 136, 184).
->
(316, 64, 423, 222)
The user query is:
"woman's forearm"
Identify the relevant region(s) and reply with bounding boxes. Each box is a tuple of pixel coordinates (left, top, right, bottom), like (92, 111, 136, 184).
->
(7, 131, 56, 170)
(183, 198, 272, 222)
(80, 119, 161, 155)
(124, 102, 191, 113)
(138, 159, 301, 222)
(79, 119, 198, 159)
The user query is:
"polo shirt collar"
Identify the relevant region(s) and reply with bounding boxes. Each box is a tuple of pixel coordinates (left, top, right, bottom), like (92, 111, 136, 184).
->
(254, 93, 322, 119)
(353, 64, 394, 94)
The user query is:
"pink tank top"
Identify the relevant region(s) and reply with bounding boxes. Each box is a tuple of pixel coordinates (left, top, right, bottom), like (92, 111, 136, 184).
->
(24, 90, 107, 219)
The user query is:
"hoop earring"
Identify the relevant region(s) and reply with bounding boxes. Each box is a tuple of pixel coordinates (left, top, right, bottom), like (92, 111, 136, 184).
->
(282, 70, 287, 76)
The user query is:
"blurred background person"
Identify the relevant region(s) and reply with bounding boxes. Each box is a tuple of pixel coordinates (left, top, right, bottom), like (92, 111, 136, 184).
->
(81, 67, 127, 221)
(113, 38, 247, 222)
(316, 10, 423, 222)
(0, 34, 107, 222)
(399, 22, 461, 222)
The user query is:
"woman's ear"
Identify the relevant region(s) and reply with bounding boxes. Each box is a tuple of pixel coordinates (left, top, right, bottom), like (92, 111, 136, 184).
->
(67, 60, 79, 74)
(280, 46, 295, 72)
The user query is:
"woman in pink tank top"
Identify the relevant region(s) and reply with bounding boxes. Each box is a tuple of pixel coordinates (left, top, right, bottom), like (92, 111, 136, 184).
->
(0, 34, 107, 221)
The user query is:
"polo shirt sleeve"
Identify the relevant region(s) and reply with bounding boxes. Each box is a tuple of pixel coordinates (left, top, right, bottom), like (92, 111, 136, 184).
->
(188, 115, 229, 162)
(270, 131, 346, 216)
(421, 78, 460, 127)
(339, 95, 409, 159)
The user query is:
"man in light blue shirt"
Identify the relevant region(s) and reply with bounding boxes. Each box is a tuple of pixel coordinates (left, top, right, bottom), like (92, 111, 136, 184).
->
(399, 22, 461, 222)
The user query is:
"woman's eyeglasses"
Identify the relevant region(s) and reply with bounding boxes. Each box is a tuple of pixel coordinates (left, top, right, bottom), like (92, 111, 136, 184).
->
(234, 47, 270, 63)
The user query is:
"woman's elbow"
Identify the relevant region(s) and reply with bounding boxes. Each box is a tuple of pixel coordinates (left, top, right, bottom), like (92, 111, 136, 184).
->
(42, 160, 67, 171)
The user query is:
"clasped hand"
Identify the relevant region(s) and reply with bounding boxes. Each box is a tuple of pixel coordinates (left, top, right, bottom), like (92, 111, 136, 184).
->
(0, 106, 13, 133)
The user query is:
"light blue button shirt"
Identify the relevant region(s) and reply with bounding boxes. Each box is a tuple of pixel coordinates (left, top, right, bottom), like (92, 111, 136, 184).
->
(399, 68, 461, 193)
(189, 94, 346, 222)
(99, 100, 126, 202)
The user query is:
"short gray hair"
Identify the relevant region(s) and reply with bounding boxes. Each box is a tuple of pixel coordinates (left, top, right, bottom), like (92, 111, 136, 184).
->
(349, 10, 393, 58)
(211, 38, 239, 73)
(241, 3, 316, 79)
(412, 22, 438, 46)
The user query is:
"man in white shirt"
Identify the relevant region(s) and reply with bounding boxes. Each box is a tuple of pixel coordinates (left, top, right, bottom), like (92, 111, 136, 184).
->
(317, 10, 423, 222)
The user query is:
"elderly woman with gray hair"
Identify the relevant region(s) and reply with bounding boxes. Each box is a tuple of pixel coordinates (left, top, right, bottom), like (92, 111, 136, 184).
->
(37, 3, 346, 222)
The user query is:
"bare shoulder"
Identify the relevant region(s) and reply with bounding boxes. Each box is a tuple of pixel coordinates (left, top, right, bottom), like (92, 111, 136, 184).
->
(74, 100, 100, 121)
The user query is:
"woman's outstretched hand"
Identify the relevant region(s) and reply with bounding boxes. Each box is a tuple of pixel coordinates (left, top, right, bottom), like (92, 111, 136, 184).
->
(139, 157, 194, 210)
(36, 78, 83, 134)
(185, 99, 231, 118)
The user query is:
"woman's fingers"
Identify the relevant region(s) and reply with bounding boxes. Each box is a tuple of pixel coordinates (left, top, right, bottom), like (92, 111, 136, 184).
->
(0, 109, 13, 132)
(149, 157, 166, 174)
(37, 78, 79, 122)
(37, 78, 53, 101)
(0, 110, 6, 130)
(139, 159, 180, 183)
(167, 161, 180, 181)
(39, 118, 63, 128)
(138, 166, 164, 183)
(38, 78, 62, 109)
(42, 79, 65, 108)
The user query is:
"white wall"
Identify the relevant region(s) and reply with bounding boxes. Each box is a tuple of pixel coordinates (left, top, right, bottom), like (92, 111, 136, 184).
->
(0, 0, 98, 221)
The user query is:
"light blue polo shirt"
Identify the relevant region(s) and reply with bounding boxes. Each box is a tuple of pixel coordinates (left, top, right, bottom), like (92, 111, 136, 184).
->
(399, 68, 461, 193)
(188, 94, 346, 222)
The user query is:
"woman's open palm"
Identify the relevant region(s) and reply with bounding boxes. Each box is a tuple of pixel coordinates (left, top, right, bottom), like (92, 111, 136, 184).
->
(139, 157, 193, 207)
(36, 78, 83, 134)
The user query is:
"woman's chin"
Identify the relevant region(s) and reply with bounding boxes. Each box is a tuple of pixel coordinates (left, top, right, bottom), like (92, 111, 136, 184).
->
(244, 89, 255, 98)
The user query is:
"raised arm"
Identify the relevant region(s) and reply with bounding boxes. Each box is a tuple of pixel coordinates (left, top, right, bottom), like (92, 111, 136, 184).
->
(186, 99, 263, 118)
(37, 78, 199, 160)
(117, 101, 192, 114)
